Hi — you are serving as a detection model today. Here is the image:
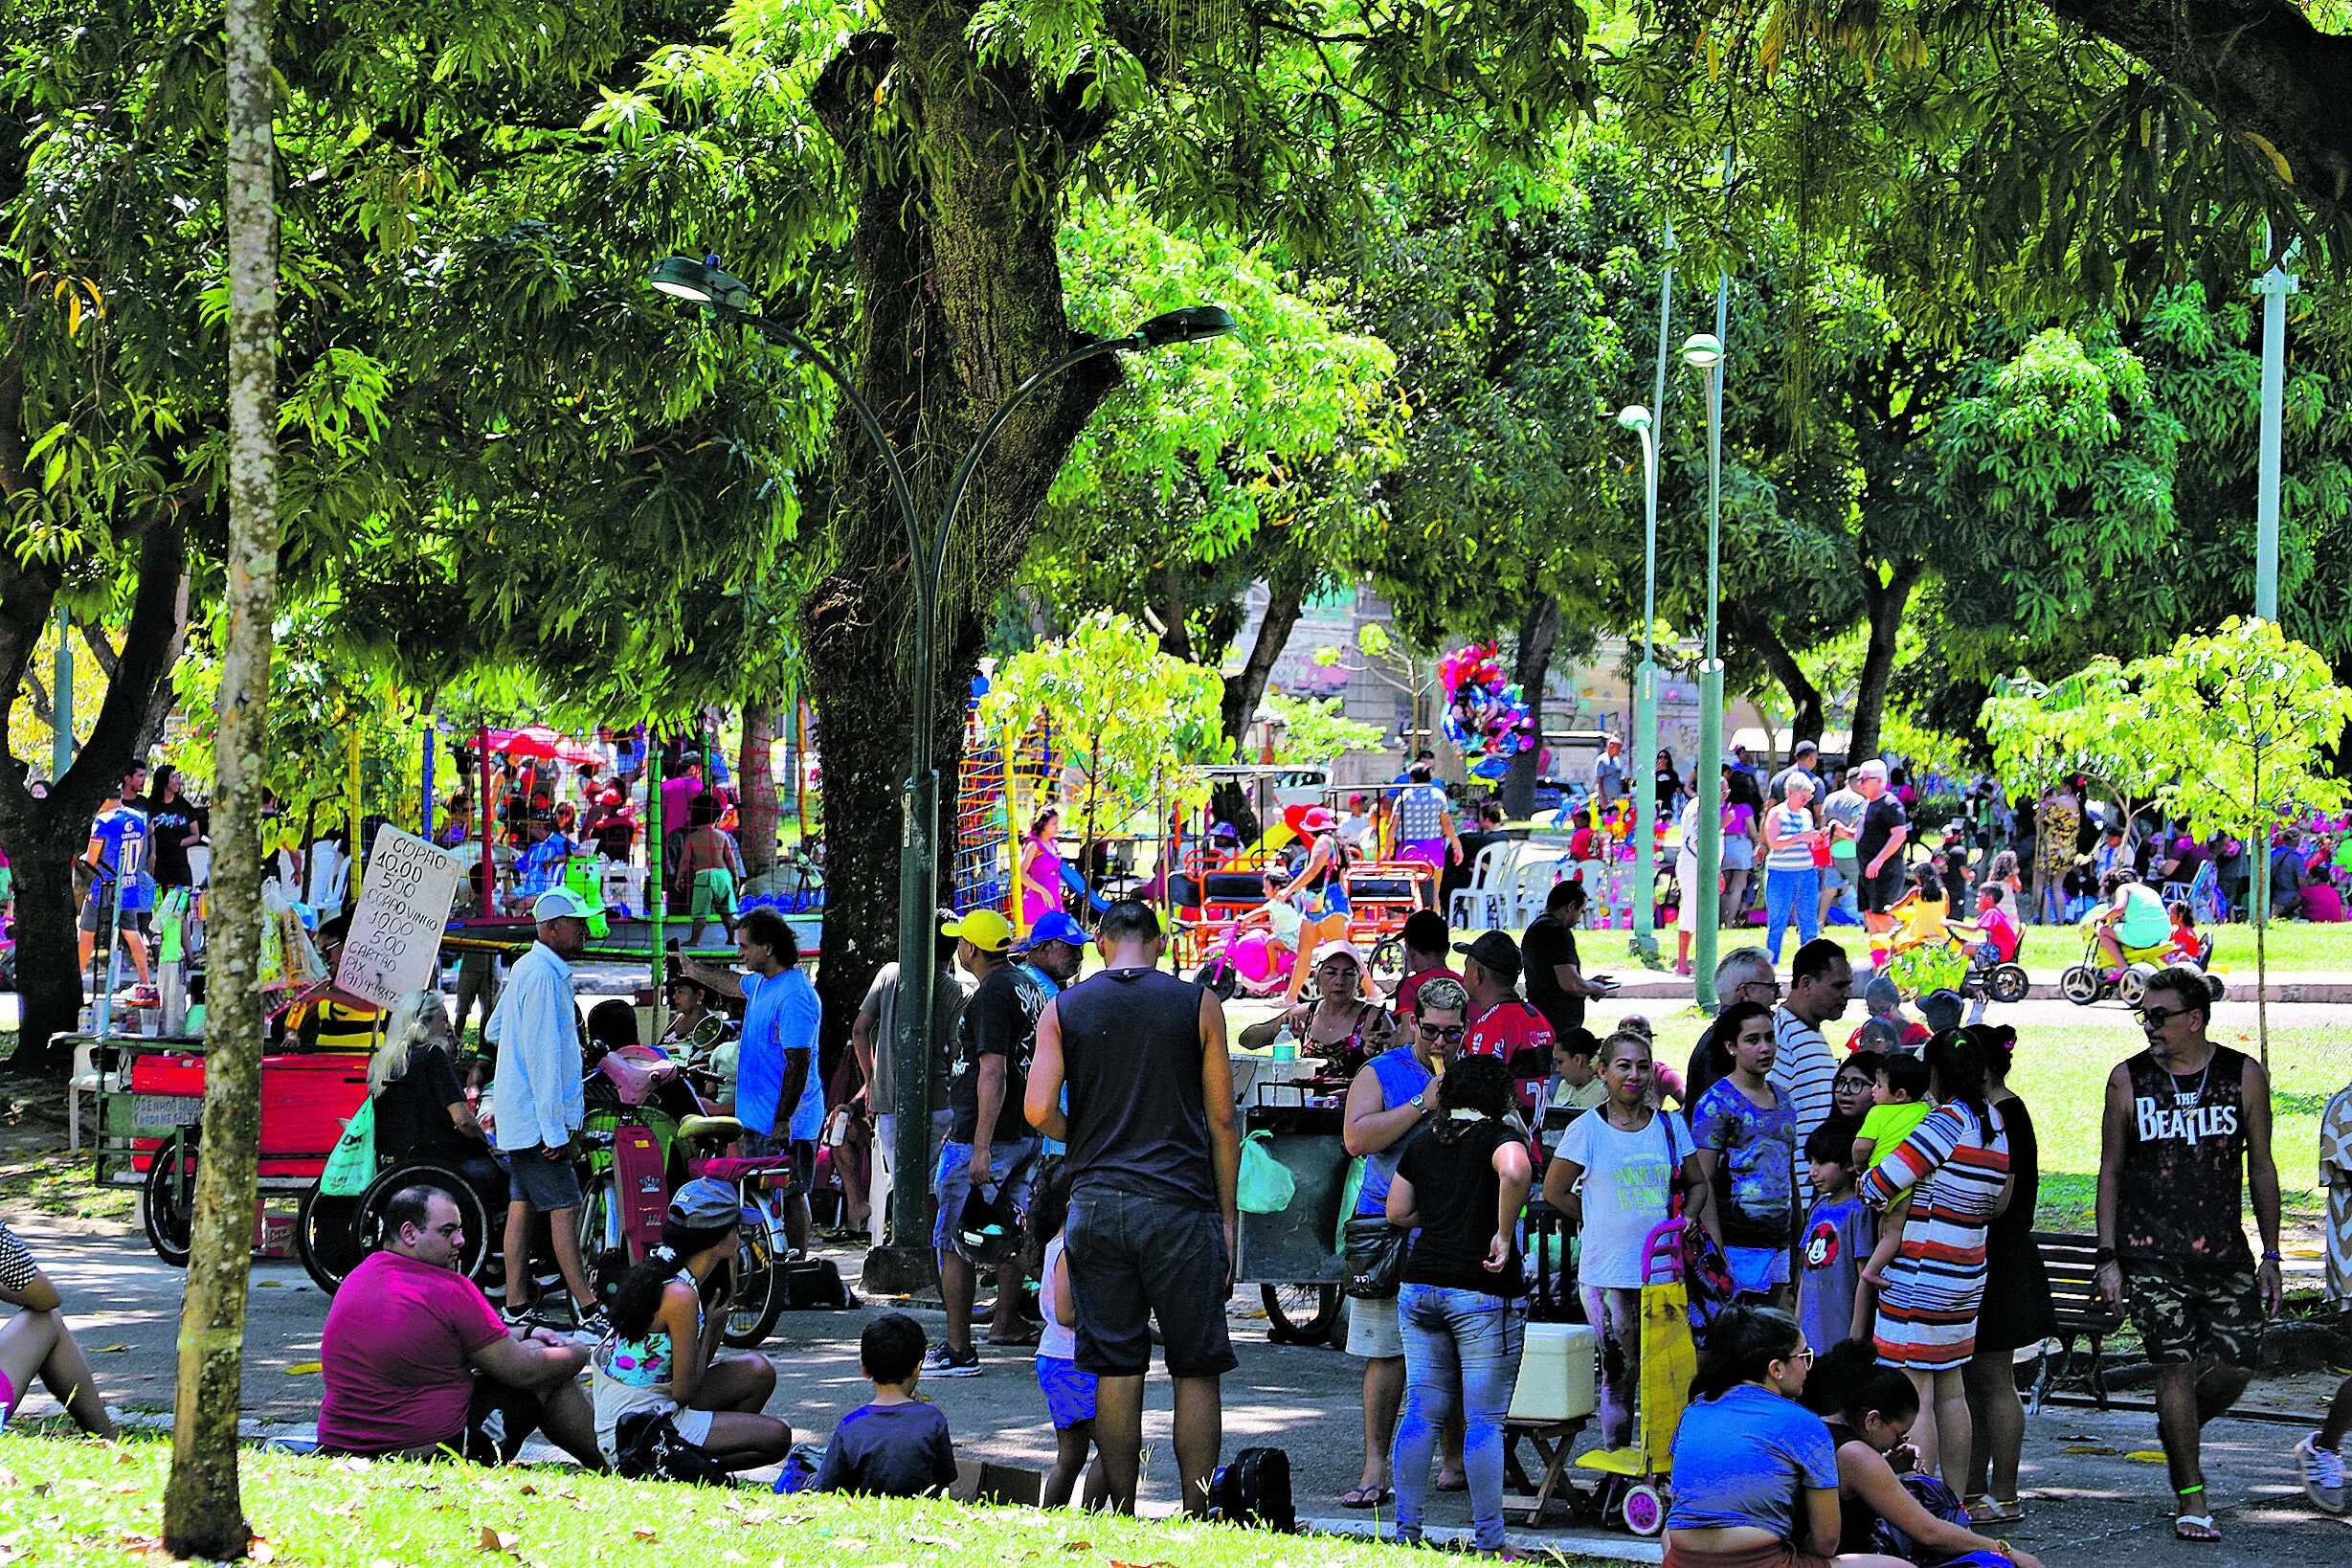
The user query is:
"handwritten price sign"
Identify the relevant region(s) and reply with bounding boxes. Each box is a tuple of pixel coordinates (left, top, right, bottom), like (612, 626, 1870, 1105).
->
(335, 825, 467, 1009)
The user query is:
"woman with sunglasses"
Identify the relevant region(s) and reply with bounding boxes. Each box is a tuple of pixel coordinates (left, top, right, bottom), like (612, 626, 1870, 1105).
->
(1333, 974, 1469, 1511)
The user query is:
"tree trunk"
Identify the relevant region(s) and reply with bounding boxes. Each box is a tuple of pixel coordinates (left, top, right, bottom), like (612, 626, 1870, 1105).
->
(1501, 594, 1559, 819)
(163, 0, 277, 1552)
(1221, 581, 1303, 752)
(1849, 559, 1922, 764)
(1734, 608, 1826, 748)
(799, 29, 1122, 1084)
(737, 698, 778, 878)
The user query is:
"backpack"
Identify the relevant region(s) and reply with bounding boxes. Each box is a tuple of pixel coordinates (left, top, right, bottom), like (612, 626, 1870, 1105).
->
(612, 1409, 731, 1486)
(1209, 1446, 1295, 1533)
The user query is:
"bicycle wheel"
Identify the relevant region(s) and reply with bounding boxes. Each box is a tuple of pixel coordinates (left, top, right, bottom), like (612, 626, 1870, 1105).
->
(296, 1185, 364, 1293)
(1261, 1282, 1341, 1344)
(142, 1137, 196, 1267)
(576, 1176, 630, 1305)
(724, 1223, 786, 1349)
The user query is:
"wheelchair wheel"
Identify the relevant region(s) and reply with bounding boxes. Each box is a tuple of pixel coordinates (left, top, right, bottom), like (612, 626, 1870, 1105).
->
(142, 1137, 196, 1267)
(2058, 964, 2102, 1005)
(347, 1162, 498, 1288)
(1988, 964, 2031, 1005)
(2205, 972, 2227, 1004)
(296, 1187, 365, 1292)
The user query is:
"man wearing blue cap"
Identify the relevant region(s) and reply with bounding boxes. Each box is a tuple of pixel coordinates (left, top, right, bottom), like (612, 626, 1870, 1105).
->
(487, 887, 598, 1330)
(1017, 912, 1091, 1158)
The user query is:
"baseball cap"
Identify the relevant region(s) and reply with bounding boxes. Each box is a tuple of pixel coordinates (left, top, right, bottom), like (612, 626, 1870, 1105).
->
(1310, 938, 1364, 972)
(668, 1176, 742, 1229)
(531, 888, 593, 923)
(1453, 930, 1523, 983)
(1918, 989, 1966, 1034)
(1024, 910, 1088, 950)
(942, 907, 1016, 953)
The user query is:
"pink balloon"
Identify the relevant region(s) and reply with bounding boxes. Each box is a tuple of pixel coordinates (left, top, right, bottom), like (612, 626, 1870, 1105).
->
(1234, 930, 1277, 983)
(1539, 748, 1555, 772)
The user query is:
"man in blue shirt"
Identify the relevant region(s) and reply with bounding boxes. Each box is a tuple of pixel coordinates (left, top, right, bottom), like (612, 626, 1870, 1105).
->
(78, 775, 155, 989)
(680, 906, 822, 1254)
(512, 812, 577, 900)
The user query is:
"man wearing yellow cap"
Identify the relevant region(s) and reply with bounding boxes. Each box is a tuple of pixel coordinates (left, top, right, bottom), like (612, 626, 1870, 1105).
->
(928, 907, 1048, 1377)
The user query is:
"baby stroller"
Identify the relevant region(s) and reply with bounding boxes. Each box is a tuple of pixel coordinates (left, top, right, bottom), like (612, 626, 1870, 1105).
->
(1573, 1216, 1705, 1535)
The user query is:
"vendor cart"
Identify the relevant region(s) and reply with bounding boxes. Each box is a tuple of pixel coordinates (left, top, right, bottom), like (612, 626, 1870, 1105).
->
(81, 1035, 370, 1266)
(1234, 1078, 1354, 1344)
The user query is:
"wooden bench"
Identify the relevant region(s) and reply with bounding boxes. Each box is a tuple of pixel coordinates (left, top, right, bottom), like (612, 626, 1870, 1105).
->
(2028, 1230, 2127, 1413)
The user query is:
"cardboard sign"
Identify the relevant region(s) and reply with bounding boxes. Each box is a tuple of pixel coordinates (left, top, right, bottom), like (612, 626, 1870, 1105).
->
(335, 825, 467, 1009)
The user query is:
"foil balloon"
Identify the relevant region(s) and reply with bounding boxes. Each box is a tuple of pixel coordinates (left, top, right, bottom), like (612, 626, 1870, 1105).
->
(1441, 640, 1539, 778)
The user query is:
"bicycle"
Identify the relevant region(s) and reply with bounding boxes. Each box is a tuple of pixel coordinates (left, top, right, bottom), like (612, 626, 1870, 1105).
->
(680, 1127, 795, 1349)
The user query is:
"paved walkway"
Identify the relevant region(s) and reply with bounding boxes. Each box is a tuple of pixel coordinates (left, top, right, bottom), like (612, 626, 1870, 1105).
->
(9, 1219, 2349, 1563)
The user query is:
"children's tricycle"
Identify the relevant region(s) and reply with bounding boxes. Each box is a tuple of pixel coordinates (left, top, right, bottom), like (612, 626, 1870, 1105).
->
(2057, 926, 2226, 1008)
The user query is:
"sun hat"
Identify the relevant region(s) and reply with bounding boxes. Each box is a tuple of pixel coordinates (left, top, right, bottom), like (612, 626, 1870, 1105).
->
(1310, 938, 1364, 972)
(1299, 806, 1339, 833)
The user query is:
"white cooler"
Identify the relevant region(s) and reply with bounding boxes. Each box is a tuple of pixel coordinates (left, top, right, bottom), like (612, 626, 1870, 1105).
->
(1508, 1320, 1599, 1422)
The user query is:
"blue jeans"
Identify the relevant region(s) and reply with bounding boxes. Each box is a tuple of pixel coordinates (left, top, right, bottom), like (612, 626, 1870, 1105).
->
(1764, 863, 1821, 961)
(1392, 1284, 1525, 1551)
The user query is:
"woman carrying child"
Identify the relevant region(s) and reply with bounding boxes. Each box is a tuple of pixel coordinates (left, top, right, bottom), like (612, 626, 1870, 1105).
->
(1543, 1029, 1711, 1453)
(591, 1178, 794, 1477)
(1857, 1033, 2012, 1496)
(1801, 1340, 2045, 1567)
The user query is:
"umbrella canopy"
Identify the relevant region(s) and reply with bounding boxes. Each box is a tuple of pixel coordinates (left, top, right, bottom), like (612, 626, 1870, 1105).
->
(487, 726, 603, 766)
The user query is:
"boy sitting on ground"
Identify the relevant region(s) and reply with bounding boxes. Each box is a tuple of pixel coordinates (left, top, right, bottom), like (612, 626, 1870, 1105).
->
(814, 1312, 958, 1497)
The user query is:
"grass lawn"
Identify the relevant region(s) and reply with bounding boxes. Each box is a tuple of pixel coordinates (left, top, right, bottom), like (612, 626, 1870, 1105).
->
(1614, 919, 2352, 974)
(0, 1438, 1620, 1568)
(1617, 1013, 2346, 1240)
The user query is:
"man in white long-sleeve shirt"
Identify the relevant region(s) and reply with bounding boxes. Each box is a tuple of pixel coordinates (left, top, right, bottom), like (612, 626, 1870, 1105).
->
(489, 889, 598, 1330)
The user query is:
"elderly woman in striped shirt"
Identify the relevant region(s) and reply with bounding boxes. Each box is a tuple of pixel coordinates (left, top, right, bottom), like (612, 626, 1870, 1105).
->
(1856, 1031, 2012, 1495)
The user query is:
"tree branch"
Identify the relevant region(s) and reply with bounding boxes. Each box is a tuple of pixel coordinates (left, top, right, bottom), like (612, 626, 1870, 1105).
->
(2054, 0, 2352, 203)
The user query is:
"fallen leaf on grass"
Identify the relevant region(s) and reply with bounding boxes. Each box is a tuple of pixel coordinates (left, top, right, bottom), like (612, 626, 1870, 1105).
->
(1109, 1561, 1176, 1567)
(284, 1362, 324, 1376)
(517, 1484, 538, 1496)
(2060, 1445, 2117, 1455)
(633, 1527, 660, 1541)
(479, 1528, 522, 1556)
(908, 1536, 956, 1549)
(1063, 1544, 1090, 1554)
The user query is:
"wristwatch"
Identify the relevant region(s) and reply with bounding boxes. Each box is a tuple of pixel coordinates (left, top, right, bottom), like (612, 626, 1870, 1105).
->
(1408, 1092, 1426, 1111)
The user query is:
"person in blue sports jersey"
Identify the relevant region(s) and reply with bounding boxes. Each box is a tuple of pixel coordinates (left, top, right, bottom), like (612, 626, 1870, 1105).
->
(78, 773, 155, 988)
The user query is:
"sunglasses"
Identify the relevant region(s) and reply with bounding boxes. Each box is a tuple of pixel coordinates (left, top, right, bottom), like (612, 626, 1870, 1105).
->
(1418, 1021, 1467, 1042)
(2137, 1004, 2190, 1028)
(1739, 978, 1783, 998)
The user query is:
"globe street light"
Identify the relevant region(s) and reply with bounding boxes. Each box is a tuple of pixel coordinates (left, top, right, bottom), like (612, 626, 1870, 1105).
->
(1617, 404, 1662, 964)
(649, 256, 1235, 1281)
(1682, 324, 1727, 1009)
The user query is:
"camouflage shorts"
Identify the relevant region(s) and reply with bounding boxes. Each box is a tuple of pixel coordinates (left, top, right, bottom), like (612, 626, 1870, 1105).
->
(2122, 1258, 2264, 1369)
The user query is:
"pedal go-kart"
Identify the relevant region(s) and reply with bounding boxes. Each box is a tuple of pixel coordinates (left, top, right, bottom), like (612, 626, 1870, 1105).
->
(2057, 925, 2226, 1009)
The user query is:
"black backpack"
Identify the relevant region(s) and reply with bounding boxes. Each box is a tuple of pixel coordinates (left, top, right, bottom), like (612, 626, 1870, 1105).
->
(612, 1409, 731, 1486)
(1209, 1446, 1295, 1533)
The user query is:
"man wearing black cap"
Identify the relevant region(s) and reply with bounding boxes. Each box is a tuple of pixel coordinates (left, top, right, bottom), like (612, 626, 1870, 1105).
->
(1456, 930, 1556, 1110)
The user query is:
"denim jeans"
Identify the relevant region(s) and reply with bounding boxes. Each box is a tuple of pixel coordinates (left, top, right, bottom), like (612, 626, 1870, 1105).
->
(1392, 1283, 1526, 1551)
(1763, 863, 1821, 961)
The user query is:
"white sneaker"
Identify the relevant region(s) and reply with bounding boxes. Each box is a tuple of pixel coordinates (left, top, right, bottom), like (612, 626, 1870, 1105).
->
(2296, 1434, 2345, 1513)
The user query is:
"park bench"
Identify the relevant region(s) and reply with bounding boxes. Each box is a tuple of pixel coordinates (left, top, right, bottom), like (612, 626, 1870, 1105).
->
(2027, 1230, 2127, 1413)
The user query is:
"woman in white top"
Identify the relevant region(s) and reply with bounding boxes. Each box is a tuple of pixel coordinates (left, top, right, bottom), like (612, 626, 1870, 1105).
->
(1540, 1031, 1713, 1452)
(1671, 779, 1720, 977)
(1761, 774, 1826, 964)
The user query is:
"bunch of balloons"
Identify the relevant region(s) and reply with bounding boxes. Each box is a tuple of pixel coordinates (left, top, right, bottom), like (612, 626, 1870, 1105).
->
(1440, 641, 1538, 780)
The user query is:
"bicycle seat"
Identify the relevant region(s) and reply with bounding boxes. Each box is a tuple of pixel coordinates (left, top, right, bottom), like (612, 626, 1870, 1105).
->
(676, 1114, 744, 1142)
(698, 1154, 792, 1182)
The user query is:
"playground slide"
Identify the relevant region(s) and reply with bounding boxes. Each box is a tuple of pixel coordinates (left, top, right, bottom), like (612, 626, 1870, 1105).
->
(1060, 861, 1111, 913)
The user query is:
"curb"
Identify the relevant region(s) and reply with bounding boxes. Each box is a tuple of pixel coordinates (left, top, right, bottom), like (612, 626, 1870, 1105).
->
(1301, 1512, 1664, 1561)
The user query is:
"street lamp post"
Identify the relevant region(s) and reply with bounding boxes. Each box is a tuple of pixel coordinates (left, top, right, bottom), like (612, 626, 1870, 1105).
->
(1616, 405, 1661, 965)
(1683, 312, 1727, 1009)
(648, 258, 1234, 1285)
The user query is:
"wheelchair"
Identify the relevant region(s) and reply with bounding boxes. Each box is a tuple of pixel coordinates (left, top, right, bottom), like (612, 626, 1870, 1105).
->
(296, 1151, 508, 1294)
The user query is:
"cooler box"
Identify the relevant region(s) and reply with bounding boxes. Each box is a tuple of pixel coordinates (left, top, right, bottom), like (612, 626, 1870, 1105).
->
(1508, 1321, 1598, 1422)
(255, 1053, 370, 1176)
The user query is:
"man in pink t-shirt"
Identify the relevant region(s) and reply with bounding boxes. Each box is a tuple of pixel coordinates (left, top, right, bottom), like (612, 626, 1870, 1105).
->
(660, 759, 706, 840)
(318, 1185, 599, 1465)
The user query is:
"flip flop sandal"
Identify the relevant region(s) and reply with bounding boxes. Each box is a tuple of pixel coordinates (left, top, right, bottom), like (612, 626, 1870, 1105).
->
(1340, 1487, 1395, 1510)
(1965, 1496, 2027, 1526)
(1436, 1475, 1469, 1492)
(986, 1328, 1042, 1348)
(2173, 1513, 2221, 1542)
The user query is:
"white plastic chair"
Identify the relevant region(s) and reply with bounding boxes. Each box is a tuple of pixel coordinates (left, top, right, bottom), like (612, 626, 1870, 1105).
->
(306, 840, 350, 920)
(1448, 840, 1517, 930)
(1507, 853, 1568, 927)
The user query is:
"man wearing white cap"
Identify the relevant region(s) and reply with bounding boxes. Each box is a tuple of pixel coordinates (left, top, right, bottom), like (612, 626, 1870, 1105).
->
(487, 888, 598, 1328)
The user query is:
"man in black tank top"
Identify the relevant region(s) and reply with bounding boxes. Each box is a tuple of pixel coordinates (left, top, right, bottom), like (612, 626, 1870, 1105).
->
(1026, 900, 1239, 1518)
(2095, 967, 2282, 1544)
